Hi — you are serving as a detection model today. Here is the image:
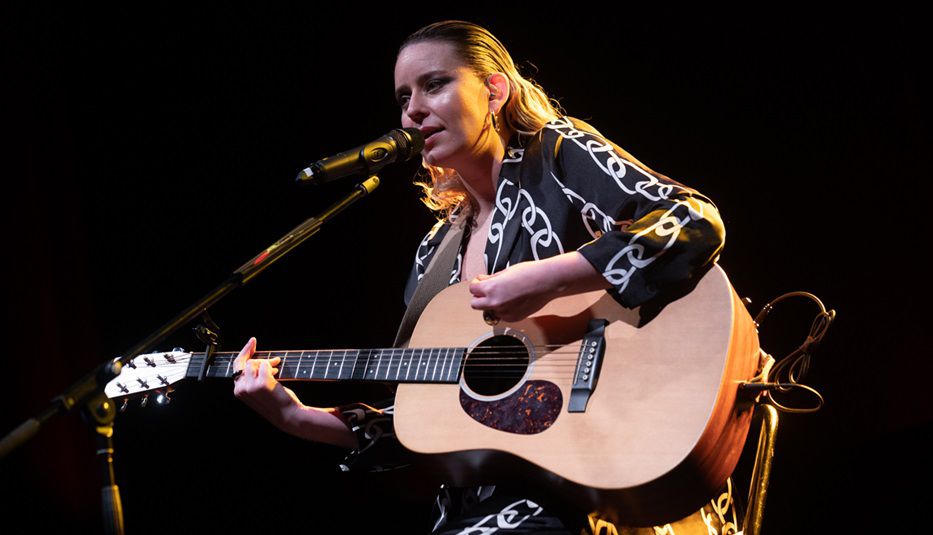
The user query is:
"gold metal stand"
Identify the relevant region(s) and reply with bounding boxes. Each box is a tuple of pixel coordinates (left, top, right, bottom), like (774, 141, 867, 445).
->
(742, 403, 779, 535)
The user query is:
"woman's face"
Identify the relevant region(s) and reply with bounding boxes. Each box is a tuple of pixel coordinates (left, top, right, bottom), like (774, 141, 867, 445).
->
(394, 40, 492, 169)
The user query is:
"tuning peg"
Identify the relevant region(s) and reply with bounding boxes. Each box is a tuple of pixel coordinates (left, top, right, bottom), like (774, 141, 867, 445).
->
(172, 347, 186, 352)
(119, 398, 129, 412)
(140, 394, 149, 408)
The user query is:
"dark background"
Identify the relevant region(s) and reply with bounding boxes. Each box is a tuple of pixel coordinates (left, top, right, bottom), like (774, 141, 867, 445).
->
(4, 5, 929, 533)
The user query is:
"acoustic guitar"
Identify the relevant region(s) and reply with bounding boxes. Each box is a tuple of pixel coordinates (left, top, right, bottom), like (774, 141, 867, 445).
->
(105, 264, 759, 525)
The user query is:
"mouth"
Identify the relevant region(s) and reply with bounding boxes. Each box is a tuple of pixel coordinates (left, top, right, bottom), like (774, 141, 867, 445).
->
(421, 127, 444, 141)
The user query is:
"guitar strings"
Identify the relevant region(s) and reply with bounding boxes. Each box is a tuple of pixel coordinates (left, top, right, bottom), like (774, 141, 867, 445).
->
(123, 349, 595, 389)
(114, 355, 590, 391)
(184, 345, 585, 359)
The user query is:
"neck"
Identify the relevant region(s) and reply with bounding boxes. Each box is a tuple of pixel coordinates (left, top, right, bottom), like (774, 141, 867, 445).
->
(455, 127, 512, 219)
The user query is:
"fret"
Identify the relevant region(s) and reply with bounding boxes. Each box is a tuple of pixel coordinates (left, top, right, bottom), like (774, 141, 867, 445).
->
(449, 348, 458, 382)
(439, 349, 449, 383)
(441, 349, 451, 382)
(382, 349, 392, 381)
(374, 350, 383, 380)
(279, 351, 289, 379)
(379, 349, 389, 381)
(349, 350, 363, 381)
(294, 352, 307, 379)
(426, 348, 434, 382)
(385, 350, 394, 381)
(330, 350, 339, 380)
(405, 349, 412, 381)
(293, 351, 301, 380)
(309, 350, 318, 379)
(445, 348, 458, 382)
(424, 348, 432, 382)
(431, 348, 439, 382)
(224, 355, 233, 378)
(376, 349, 387, 381)
(364, 350, 377, 380)
(335, 350, 344, 379)
(364, 350, 372, 380)
(415, 348, 425, 382)
(332, 351, 343, 379)
(350, 349, 368, 381)
(391, 349, 402, 381)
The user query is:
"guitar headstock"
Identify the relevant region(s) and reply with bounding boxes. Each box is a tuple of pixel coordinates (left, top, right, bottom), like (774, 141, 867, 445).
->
(105, 350, 192, 405)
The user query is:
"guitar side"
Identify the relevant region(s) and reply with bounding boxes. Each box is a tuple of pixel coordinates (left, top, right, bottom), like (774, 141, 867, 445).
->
(393, 264, 759, 525)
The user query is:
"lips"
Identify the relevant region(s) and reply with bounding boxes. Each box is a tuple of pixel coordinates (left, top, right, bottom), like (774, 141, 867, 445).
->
(420, 127, 444, 141)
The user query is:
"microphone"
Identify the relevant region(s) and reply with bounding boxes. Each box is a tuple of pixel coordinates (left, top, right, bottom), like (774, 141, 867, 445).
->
(296, 127, 424, 185)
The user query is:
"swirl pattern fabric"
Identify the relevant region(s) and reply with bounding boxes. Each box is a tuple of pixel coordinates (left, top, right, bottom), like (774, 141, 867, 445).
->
(403, 116, 724, 310)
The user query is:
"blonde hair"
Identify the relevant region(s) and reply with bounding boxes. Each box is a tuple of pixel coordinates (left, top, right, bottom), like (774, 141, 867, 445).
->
(399, 21, 563, 224)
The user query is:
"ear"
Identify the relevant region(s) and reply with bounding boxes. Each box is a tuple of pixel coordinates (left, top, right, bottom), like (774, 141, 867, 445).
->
(485, 73, 510, 114)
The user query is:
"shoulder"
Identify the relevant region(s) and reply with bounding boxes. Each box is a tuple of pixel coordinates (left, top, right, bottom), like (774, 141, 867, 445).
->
(523, 116, 612, 161)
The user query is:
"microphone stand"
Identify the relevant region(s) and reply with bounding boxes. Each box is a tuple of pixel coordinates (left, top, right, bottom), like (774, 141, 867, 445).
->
(0, 175, 381, 534)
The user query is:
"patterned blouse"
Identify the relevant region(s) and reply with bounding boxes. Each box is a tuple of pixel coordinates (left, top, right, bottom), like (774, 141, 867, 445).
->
(336, 117, 738, 533)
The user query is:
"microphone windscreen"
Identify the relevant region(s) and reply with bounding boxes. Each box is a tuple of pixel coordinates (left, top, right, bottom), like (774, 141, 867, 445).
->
(397, 127, 425, 158)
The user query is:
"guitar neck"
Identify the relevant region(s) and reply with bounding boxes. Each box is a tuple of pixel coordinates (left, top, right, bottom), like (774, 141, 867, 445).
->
(186, 347, 467, 384)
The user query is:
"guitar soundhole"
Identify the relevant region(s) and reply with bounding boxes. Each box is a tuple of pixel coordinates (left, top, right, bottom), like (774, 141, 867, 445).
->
(462, 335, 529, 396)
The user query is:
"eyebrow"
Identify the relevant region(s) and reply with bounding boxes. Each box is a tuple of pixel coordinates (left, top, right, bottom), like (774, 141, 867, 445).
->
(395, 70, 451, 101)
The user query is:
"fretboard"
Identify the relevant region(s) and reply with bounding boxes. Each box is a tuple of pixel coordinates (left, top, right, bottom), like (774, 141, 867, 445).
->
(185, 348, 467, 384)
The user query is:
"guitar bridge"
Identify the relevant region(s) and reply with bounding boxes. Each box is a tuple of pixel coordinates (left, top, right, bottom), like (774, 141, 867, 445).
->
(568, 319, 608, 413)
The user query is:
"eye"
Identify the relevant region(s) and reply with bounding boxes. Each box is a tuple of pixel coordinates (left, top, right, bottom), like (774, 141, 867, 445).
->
(397, 94, 410, 109)
(425, 77, 449, 92)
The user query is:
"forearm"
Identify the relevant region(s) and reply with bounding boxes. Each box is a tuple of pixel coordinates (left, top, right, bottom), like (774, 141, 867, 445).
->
(279, 405, 359, 450)
(537, 251, 612, 298)
(470, 251, 612, 322)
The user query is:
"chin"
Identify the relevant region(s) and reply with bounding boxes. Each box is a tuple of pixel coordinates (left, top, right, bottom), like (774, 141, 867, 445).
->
(422, 149, 453, 169)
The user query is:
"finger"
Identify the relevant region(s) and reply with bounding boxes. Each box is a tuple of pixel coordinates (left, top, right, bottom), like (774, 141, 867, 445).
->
(259, 359, 278, 379)
(469, 277, 488, 297)
(471, 296, 490, 310)
(233, 337, 257, 370)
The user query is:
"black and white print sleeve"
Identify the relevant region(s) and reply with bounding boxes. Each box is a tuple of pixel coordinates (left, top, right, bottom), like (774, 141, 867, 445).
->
(545, 117, 726, 308)
(335, 397, 413, 472)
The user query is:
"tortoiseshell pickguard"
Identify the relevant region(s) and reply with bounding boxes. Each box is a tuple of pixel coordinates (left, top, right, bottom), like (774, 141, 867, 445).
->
(459, 380, 562, 434)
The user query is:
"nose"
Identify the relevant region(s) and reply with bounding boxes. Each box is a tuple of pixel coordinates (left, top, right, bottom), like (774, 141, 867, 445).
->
(403, 91, 428, 126)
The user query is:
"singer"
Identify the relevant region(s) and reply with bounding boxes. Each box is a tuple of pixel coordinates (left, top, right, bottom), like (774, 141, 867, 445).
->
(231, 21, 731, 534)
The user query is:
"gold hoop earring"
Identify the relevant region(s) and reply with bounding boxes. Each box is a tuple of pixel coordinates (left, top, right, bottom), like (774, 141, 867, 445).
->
(490, 110, 500, 132)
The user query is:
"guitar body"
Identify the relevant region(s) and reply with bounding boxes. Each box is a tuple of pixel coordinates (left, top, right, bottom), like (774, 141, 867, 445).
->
(394, 264, 759, 525)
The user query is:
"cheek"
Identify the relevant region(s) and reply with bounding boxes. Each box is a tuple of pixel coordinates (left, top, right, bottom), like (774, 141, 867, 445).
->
(400, 112, 413, 128)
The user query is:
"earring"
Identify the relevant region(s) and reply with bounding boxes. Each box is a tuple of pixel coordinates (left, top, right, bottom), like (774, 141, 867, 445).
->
(490, 110, 500, 132)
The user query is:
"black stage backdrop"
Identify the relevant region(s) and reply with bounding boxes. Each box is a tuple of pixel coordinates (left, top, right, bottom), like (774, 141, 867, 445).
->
(4, 6, 929, 533)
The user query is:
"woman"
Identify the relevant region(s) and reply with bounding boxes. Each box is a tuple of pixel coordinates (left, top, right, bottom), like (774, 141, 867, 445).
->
(232, 21, 735, 534)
